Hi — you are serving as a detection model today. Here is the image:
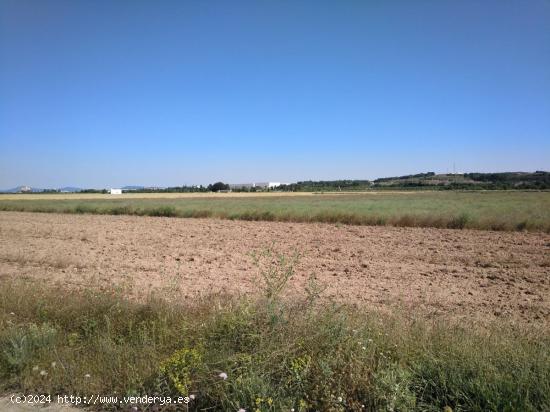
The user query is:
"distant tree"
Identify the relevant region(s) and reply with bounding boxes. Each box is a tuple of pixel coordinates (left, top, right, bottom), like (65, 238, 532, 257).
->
(208, 182, 230, 192)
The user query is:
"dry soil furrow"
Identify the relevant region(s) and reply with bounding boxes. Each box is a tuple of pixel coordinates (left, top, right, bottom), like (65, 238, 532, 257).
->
(1, 211, 549, 324)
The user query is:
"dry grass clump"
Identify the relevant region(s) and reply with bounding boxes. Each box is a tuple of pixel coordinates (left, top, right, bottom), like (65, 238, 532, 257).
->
(0, 253, 82, 269)
(1, 249, 549, 411)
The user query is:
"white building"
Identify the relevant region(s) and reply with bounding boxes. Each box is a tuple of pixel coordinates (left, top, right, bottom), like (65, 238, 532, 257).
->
(229, 182, 289, 190)
(110, 188, 122, 195)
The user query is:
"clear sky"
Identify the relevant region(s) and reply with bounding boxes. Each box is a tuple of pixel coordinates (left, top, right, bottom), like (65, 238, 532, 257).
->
(1, 0, 549, 188)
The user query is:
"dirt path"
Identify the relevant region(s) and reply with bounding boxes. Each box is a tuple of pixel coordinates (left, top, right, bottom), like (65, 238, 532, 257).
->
(1, 211, 549, 324)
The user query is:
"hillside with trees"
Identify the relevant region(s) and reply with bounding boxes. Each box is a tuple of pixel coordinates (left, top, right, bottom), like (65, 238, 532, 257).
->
(278, 171, 550, 191)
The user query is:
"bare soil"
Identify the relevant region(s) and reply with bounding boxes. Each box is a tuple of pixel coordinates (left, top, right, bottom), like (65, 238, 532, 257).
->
(1, 212, 549, 324)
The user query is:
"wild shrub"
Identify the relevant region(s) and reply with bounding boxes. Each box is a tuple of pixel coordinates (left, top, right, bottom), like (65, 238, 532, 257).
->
(250, 245, 300, 303)
(109, 205, 135, 215)
(157, 347, 204, 395)
(447, 213, 469, 229)
(0, 323, 57, 373)
(74, 204, 93, 214)
(146, 206, 177, 217)
(516, 220, 528, 231)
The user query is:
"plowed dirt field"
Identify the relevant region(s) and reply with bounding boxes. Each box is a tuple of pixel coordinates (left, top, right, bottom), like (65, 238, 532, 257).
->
(1, 212, 548, 324)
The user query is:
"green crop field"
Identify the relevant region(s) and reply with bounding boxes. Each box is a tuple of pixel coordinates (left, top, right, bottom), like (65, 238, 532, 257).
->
(1, 191, 549, 232)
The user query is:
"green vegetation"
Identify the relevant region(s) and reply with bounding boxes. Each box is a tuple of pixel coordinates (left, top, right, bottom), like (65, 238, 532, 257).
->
(461, 171, 550, 190)
(1, 191, 550, 232)
(281, 180, 372, 191)
(370, 171, 550, 190)
(207, 181, 230, 192)
(1, 249, 548, 411)
(379, 171, 550, 190)
(278, 171, 550, 191)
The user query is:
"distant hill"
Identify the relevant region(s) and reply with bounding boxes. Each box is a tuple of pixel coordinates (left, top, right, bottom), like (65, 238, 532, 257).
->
(0, 186, 43, 193)
(0, 186, 82, 193)
(0, 186, 22, 193)
(1, 185, 144, 193)
(278, 171, 550, 191)
(372, 171, 550, 190)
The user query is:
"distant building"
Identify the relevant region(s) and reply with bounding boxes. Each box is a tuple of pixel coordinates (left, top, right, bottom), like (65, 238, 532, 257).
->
(229, 182, 288, 190)
(19, 186, 32, 193)
(110, 188, 122, 195)
(229, 183, 255, 190)
(258, 182, 289, 189)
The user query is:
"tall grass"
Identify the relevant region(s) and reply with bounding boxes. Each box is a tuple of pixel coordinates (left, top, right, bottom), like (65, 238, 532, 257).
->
(1, 249, 549, 411)
(1, 191, 550, 232)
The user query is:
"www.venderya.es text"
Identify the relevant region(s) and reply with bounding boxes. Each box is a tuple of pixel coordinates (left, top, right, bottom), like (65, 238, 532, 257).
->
(11, 394, 190, 407)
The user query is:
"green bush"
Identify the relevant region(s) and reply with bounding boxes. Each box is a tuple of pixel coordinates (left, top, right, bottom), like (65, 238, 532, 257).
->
(447, 213, 469, 229)
(1, 323, 57, 373)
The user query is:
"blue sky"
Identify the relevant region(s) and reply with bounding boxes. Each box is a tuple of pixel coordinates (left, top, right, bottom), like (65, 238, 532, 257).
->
(1, 0, 549, 188)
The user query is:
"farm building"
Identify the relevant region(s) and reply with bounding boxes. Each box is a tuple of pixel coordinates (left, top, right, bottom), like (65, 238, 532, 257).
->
(110, 188, 122, 195)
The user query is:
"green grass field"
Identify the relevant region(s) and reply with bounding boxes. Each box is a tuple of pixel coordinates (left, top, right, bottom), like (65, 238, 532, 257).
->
(1, 250, 549, 411)
(1, 191, 549, 231)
